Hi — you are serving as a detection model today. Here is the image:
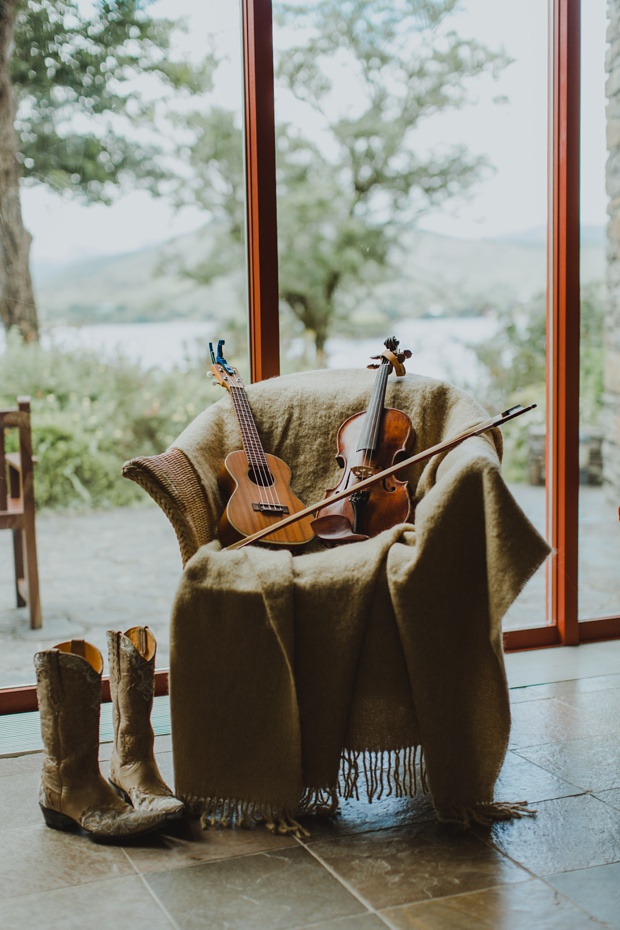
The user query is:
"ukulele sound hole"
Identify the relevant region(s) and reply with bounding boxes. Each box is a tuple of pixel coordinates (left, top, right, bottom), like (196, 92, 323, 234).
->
(248, 467, 275, 487)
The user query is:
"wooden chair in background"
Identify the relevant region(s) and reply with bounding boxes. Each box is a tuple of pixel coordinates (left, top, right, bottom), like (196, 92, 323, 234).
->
(0, 397, 42, 629)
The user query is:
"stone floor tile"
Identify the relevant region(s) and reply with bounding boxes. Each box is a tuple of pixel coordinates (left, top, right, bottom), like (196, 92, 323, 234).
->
(504, 640, 620, 689)
(516, 734, 620, 792)
(298, 915, 386, 930)
(379, 878, 608, 929)
(0, 822, 135, 899)
(0, 874, 176, 930)
(509, 673, 620, 704)
(306, 822, 528, 910)
(546, 862, 620, 929)
(153, 749, 177, 790)
(595, 787, 620, 812)
(298, 793, 437, 841)
(0, 750, 42, 778)
(0, 769, 42, 831)
(124, 815, 297, 874)
(485, 793, 620, 876)
(554, 685, 620, 726)
(144, 845, 368, 930)
(494, 749, 583, 803)
(509, 697, 614, 749)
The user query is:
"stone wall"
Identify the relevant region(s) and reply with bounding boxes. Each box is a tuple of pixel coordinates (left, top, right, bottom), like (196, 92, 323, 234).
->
(604, 0, 620, 496)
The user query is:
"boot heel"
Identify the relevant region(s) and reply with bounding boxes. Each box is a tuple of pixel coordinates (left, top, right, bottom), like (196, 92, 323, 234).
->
(109, 779, 132, 805)
(40, 805, 79, 833)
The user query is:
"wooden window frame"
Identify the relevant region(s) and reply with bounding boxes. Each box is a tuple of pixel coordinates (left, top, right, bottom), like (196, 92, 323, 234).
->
(2, 0, 618, 715)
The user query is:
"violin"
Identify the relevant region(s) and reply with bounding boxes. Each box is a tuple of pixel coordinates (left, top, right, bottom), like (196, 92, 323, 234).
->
(210, 340, 315, 549)
(311, 336, 416, 545)
(226, 402, 538, 550)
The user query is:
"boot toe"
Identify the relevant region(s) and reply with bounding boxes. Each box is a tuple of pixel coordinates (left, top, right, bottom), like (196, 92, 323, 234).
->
(126, 787, 186, 819)
(80, 804, 168, 839)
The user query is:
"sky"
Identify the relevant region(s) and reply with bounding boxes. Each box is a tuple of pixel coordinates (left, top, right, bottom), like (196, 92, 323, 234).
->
(22, 0, 608, 267)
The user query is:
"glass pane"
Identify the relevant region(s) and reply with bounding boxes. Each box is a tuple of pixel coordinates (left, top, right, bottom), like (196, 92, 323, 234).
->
(579, 0, 620, 620)
(273, 0, 550, 630)
(0, 1, 246, 687)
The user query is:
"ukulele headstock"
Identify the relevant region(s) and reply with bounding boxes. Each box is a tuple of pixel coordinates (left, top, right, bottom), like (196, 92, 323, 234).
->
(209, 340, 245, 391)
(367, 336, 412, 376)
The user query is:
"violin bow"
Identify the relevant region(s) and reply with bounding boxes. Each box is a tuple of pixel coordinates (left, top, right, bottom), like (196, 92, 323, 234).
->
(225, 403, 537, 551)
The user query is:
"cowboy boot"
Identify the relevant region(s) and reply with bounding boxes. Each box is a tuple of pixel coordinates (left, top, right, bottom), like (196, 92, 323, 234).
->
(34, 639, 168, 841)
(107, 626, 185, 819)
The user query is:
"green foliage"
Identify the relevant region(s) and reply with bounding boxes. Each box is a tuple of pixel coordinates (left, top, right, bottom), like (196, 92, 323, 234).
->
(174, 0, 508, 361)
(0, 336, 216, 510)
(470, 282, 605, 481)
(12, 0, 214, 202)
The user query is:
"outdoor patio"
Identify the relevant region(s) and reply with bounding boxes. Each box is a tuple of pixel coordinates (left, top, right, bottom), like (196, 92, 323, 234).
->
(0, 484, 618, 689)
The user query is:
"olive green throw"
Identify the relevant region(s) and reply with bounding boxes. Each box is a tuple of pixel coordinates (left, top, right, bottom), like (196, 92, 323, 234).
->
(168, 369, 550, 831)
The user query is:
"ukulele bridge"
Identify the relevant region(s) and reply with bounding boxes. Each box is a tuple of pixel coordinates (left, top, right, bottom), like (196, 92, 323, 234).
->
(351, 466, 374, 479)
(252, 502, 290, 515)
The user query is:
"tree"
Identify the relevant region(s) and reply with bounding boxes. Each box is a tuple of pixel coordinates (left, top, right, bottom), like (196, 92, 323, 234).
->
(470, 283, 605, 481)
(0, 0, 212, 340)
(175, 0, 508, 364)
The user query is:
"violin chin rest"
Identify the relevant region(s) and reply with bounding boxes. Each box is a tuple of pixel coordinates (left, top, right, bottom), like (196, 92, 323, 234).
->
(310, 515, 369, 546)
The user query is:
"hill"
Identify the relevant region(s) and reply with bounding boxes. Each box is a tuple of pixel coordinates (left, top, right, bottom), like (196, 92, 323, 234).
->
(33, 224, 605, 326)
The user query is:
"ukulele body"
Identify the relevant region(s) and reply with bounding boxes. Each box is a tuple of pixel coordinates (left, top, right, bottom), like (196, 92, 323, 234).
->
(218, 450, 315, 548)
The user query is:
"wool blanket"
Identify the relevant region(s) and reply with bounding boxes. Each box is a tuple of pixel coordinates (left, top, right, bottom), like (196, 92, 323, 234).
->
(168, 369, 550, 830)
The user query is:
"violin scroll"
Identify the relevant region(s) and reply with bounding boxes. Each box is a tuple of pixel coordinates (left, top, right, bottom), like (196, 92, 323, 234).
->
(366, 335, 412, 376)
(313, 335, 416, 546)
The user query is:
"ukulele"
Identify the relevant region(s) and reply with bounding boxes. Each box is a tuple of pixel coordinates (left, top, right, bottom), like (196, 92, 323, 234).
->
(312, 336, 415, 544)
(209, 340, 315, 548)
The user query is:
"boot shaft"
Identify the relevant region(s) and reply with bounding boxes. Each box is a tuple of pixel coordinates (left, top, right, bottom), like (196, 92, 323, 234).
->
(34, 641, 104, 802)
(107, 626, 156, 764)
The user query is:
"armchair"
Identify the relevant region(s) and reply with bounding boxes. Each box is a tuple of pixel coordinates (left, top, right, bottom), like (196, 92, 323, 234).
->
(123, 368, 550, 831)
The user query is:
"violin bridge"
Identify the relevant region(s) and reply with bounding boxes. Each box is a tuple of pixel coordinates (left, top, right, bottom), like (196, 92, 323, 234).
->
(252, 502, 290, 515)
(351, 466, 374, 479)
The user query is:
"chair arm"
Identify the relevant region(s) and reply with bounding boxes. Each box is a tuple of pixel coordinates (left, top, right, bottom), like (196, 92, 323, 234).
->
(122, 448, 214, 566)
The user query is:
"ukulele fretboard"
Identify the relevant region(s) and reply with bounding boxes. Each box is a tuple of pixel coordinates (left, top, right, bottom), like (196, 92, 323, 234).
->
(229, 386, 270, 471)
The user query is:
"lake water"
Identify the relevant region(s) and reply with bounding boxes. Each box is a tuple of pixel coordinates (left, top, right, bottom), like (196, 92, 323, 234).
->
(1, 316, 498, 388)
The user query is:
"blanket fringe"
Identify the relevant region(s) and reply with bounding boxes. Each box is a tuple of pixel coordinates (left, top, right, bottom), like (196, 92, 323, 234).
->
(182, 752, 530, 836)
(339, 746, 427, 802)
(434, 800, 536, 828)
(182, 794, 310, 838)
(298, 787, 339, 817)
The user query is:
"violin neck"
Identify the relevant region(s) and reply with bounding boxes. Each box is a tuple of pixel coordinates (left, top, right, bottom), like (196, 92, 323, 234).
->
(228, 385, 269, 470)
(357, 362, 390, 453)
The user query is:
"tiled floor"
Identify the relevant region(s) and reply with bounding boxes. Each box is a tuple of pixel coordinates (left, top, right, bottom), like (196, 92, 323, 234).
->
(1, 641, 620, 928)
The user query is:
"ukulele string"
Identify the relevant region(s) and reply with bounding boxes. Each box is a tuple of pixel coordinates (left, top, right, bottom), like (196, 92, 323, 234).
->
(232, 384, 282, 511)
(229, 384, 269, 509)
(237, 392, 274, 508)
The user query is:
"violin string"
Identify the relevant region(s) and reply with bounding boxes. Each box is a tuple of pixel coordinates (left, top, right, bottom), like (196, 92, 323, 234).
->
(360, 359, 389, 475)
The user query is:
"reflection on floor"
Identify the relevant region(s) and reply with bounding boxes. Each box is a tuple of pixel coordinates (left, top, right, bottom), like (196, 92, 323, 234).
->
(1, 641, 620, 929)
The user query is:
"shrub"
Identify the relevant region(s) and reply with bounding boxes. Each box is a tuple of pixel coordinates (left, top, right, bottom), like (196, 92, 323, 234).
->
(0, 335, 217, 510)
(469, 283, 605, 482)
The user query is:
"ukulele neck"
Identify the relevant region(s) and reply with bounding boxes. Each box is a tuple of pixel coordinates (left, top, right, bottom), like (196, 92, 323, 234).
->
(357, 362, 390, 453)
(228, 385, 270, 470)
